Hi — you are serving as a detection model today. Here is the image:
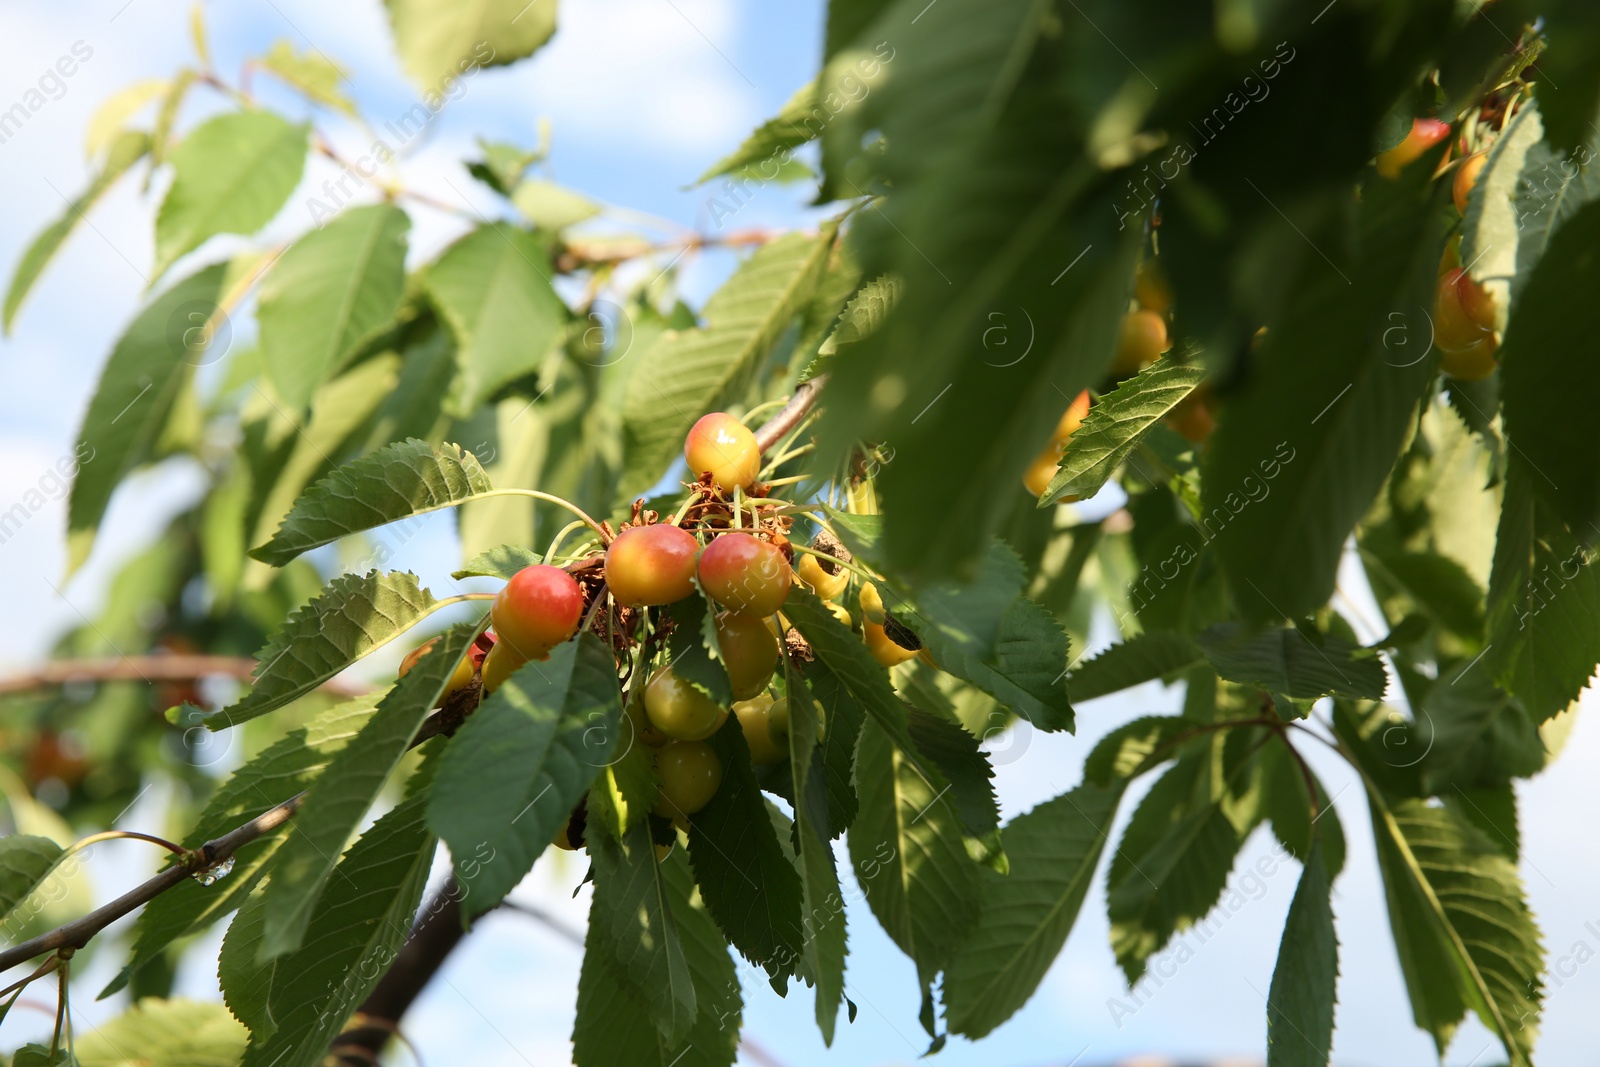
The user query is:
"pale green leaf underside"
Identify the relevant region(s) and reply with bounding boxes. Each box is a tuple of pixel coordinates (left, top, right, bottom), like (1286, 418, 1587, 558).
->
(154, 109, 308, 278)
(250, 439, 494, 566)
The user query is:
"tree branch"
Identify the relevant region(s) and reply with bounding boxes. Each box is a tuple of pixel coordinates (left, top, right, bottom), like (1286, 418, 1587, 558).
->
(0, 793, 303, 974)
(755, 374, 826, 454)
(328, 879, 468, 1064)
(0, 656, 366, 699)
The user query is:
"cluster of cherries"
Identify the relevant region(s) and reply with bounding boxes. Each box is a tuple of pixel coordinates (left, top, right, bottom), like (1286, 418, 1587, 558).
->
(400, 411, 924, 855)
(1380, 116, 1503, 381)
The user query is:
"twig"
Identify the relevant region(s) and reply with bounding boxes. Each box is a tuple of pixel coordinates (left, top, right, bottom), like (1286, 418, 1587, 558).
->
(0, 793, 304, 974)
(755, 375, 827, 454)
(0, 656, 366, 699)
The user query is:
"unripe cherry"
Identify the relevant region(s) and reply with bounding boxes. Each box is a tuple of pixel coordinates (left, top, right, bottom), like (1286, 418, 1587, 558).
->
(1113, 310, 1169, 376)
(858, 582, 886, 625)
(1435, 268, 1494, 350)
(685, 412, 761, 491)
(795, 552, 849, 601)
(1135, 259, 1173, 314)
(1023, 390, 1091, 496)
(733, 693, 788, 765)
(713, 610, 778, 700)
(480, 640, 523, 693)
(1453, 152, 1486, 214)
(398, 638, 475, 706)
(492, 564, 584, 660)
(605, 524, 699, 607)
(644, 666, 726, 741)
(698, 533, 791, 617)
(653, 741, 723, 817)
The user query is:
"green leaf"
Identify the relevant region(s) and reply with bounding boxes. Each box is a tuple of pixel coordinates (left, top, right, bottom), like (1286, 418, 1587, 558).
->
(1460, 103, 1543, 330)
(511, 178, 602, 230)
(259, 623, 476, 957)
(663, 593, 734, 708)
(1360, 548, 1486, 642)
(687, 716, 805, 977)
(246, 355, 405, 555)
(1042, 360, 1207, 504)
(1370, 795, 1543, 1065)
(1201, 157, 1448, 621)
(1107, 753, 1254, 983)
(424, 222, 567, 417)
(154, 110, 307, 278)
(257, 40, 355, 114)
(75, 998, 246, 1067)
(241, 764, 438, 1067)
(452, 542, 542, 580)
(814, 272, 901, 364)
(1485, 462, 1600, 722)
(13, 1046, 78, 1067)
(811, 0, 1145, 577)
(944, 782, 1120, 1038)
(905, 707, 997, 836)
(217, 885, 277, 1037)
(1501, 195, 1600, 535)
(1265, 848, 1338, 1067)
(587, 819, 699, 1043)
(785, 667, 849, 1042)
(106, 697, 378, 997)
(1067, 633, 1203, 702)
(573, 851, 740, 1067)
(84, 78, 165, 158)
(1197, 623, 1388, 701)
(5, 131, 148, 333)
(384, 0, 557, 92)
(1082, 714, 1201, 787)
(697, 79, 819, 184)
(1511, 130, 1600, 296)
(427, 635, 620, 916)
(827, 515, 1073, 730)
(1261, 742, 1346, 881)
(620, 228, 835, 495)
(67, 262, 227, 574)
(1418, 661, 1546, 793)
(0, 836, 64, 925)
(205, 571, 439, 729)
(257, 204, 411, 412)
(249, 439, 493, 566)
(848, 714, 982, 985)
(790, 653, 864, 840)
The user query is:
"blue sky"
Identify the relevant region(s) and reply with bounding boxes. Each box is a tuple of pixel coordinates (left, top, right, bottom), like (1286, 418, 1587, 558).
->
(1, 3, 1598, 1065)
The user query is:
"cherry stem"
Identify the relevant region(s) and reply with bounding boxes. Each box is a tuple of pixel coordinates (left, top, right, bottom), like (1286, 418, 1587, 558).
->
(67, 830, 186, 857)
(543, 520, 590, 565)
(477, 490, 613, 544)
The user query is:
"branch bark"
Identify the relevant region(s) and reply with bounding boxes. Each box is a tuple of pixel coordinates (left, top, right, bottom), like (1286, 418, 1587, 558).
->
(328, 879, 467, 1064)
(755, 374, 826, 453)
(0, 655, 366, 698)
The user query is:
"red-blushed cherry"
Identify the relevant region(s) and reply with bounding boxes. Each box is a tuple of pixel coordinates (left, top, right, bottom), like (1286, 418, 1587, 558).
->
(480, 640, 523, 693)
(698, 533, 791, 617)
(713, 610, 778, 700)
(644, 666, 726, 741)
(685, 412, 761, 491)
(1377, 117, 1451, 178)
(492, 564, 584, 659)
(398, 637, 475, 706)
(605, 524, 699, 607)
(733, 693, 787, 765)
(653, 741, 723, 817)
(795, 552, 849, 601)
